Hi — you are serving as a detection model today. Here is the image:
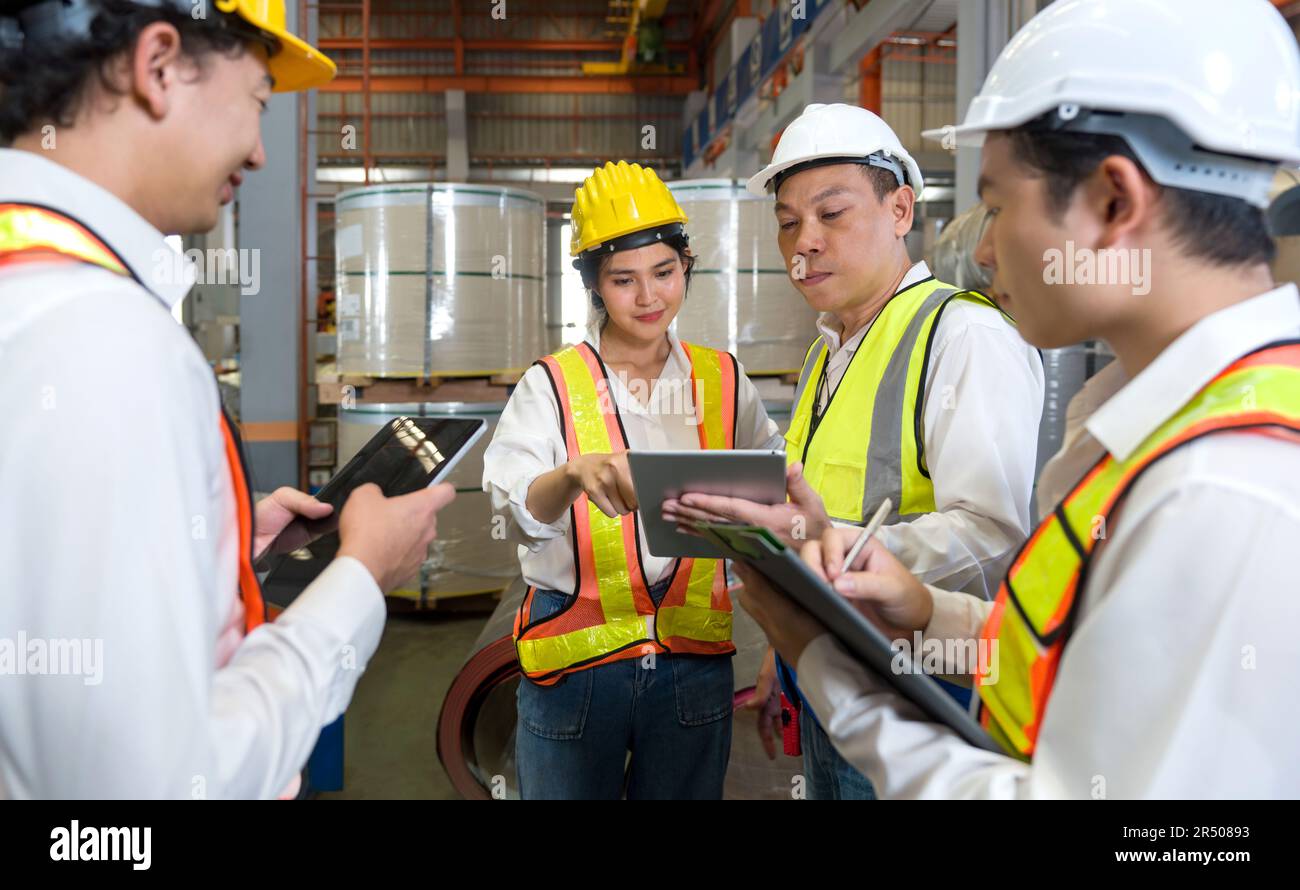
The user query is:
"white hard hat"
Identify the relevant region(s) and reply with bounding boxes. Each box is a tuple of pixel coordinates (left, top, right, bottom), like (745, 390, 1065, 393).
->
(923, 0, 1300, 208)
(746, 103, 924, 197)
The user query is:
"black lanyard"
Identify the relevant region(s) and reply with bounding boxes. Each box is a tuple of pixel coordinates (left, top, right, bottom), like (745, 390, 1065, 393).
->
(808, 319, 863, 439)
(804, 276, 932, 453)
(809, 366, 831, 438)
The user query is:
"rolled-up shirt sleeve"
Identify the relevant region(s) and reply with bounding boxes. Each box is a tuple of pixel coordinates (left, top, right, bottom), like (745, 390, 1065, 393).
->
(795, 633, 1032, 798)
(922, 586, 995, 676)
(482, 363, 571, 549)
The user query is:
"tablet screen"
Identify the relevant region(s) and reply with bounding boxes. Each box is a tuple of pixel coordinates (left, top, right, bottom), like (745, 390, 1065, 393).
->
(627, 449, 786, 559)
(317, 415, 481, 508)
(258, 416, 484, 606)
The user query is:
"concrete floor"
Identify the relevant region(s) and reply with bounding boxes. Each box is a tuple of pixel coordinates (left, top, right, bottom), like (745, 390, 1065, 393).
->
(318, 607, 491, 800)
(315, 597, 803, 800)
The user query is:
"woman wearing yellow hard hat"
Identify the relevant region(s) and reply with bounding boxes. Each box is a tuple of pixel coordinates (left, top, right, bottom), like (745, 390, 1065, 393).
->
(482, 161, 785, 798)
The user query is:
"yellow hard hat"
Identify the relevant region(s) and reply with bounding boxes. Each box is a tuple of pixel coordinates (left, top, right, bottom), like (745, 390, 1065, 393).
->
(215, 0, 336, 92)
(570, 161, 689, 257)
(7, 0, 335, 91)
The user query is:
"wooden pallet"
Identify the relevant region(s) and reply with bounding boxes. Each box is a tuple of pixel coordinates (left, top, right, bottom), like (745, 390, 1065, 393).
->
(318, 368, 797, 404)
(318, 371, 522, 405)
(739, 369, 802, 387)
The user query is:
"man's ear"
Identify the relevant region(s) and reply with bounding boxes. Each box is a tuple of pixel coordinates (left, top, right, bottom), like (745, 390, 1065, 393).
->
(1083, 154, 1157, 251)
(891, 184, 916, 238)
(130, 22, 186, 120)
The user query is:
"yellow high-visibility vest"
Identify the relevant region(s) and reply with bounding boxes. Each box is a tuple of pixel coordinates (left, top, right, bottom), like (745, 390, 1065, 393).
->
(977, 341, 1300, 759)
(786, 276, 1000, 523)
(514, 340, 738, 685)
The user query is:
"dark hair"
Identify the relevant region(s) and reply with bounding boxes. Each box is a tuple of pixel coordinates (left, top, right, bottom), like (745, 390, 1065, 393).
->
(774, 159, 903, 202)
(575, 230, 694, 323)
(858, 163, 902, 202)
(0, 1, 255, 145)
(1003, 125, 1276, 268)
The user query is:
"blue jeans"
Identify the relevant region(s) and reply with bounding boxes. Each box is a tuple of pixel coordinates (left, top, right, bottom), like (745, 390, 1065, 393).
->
(515, 581, 734, 800)
(800, 707, 877, 800)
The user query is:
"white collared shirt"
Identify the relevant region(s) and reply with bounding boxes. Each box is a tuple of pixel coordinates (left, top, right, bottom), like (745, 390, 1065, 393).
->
(818, 261, 1045, 598)
(796, 284, 1300, 798)
(0, 149, 385, 799)
(482, 324, 783, 592)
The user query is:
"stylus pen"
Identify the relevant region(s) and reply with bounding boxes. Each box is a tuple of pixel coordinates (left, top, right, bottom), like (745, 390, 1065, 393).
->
(841, 497, 893, 573)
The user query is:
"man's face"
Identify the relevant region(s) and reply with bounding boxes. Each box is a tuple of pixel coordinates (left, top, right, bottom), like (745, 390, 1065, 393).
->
(973, 134, 1102, 349)
(161, 42, 271, 233)
(773, 163, 912, 316)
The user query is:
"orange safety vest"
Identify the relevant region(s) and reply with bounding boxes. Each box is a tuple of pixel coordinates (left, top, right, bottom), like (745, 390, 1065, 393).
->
(975, 340, 1300, 759)
(514, 340, 738, 685)
(0, 202, 268, 632)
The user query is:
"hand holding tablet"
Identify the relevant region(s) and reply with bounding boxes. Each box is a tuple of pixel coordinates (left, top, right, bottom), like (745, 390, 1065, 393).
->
(657, 460, 831, 551)
(260, 416, 486, 604)
(627, 450, 787, 558)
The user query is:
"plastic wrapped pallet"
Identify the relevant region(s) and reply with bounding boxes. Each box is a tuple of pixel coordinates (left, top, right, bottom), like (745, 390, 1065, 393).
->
(334, 183, 546, 377)
(668, 179, 817, 374)
(929, 203, 993, 291)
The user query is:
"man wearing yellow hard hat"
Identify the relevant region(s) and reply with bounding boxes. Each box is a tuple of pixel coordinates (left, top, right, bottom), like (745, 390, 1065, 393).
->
(0, 0, 453, 798)
(482, 161, 786, 798)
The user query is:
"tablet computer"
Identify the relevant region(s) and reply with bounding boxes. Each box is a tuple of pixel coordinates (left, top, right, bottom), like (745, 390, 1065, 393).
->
(259, 416, 486, 608)
(628, 449, 786, 559)
(692, 522, 1001, 753)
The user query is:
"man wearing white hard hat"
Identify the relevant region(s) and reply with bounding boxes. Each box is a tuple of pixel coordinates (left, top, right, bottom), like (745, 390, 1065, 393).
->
(663, 103, 1044, 798)
(734, 0, 1300, 797)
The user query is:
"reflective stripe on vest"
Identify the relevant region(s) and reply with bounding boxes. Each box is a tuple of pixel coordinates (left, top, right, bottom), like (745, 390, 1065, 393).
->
(513, 340, 737, 684)
(0, 203, 268, 633)
(0, 202, 130, 276)
(786, 277, 1001, 523)
(976, 341, 1300, 759)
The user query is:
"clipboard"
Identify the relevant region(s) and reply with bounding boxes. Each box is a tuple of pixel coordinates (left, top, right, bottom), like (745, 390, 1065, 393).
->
(693, 522, 1002, 754)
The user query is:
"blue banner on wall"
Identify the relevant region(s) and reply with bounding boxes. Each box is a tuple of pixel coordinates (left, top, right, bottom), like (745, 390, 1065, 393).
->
(686, 0, 832, 168)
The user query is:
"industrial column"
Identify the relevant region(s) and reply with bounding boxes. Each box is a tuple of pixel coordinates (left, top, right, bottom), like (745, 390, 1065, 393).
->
(237, 1, 308, 491)
(954, 0, 1041, 212)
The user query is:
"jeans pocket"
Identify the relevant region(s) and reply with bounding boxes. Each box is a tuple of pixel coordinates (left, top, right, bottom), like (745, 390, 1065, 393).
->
(517, 664, 594, 740)
(524, 588, 573, 628)
(516, 589, 592, 740)
(670, 654, 735, 727)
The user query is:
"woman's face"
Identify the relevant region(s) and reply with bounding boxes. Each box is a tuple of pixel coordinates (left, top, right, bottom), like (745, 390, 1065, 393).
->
(595, 242, 688, 342)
